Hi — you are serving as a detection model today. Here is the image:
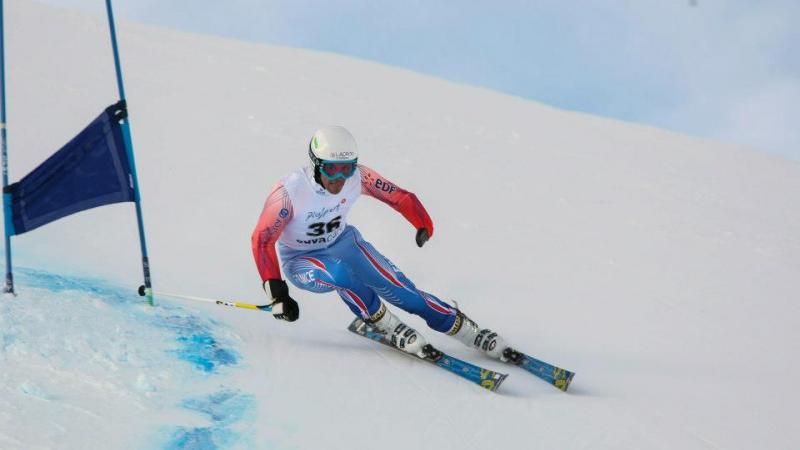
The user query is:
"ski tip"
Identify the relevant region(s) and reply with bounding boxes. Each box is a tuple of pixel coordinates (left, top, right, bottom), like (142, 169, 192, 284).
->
(554, 371, 575, 392)
(481, 371, 509, 393)
(493, 373, 509, 392)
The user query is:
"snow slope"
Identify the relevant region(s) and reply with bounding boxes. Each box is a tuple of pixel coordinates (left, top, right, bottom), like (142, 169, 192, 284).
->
(3, 1, 800, 448)
(1, 269, 256, 449)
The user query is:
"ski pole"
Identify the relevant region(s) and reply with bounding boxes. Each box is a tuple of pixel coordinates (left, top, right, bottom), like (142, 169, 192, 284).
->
(137, 285, 272, 312)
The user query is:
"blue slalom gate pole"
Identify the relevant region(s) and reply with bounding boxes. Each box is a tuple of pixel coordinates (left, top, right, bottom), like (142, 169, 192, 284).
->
(0, 0, 14, 294)
(105, 0, 154, 305)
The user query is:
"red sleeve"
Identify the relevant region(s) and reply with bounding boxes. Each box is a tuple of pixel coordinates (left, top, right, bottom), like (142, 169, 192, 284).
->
(251, 181, 293, 282)
(359, 165, 434, 236)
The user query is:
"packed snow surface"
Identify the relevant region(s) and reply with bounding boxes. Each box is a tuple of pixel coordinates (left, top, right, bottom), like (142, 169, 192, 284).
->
(1, 269, 255, 448)
(2, 1, 799, 449)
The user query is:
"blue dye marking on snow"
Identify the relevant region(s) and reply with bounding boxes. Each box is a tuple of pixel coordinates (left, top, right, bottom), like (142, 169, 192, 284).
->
(160, 315, 239, 373)
(183, 390, 253, 428)
(166, 389, 255, 450)
(174, 333, 238, 373)
(15, 268, 129, 305)
(11, 267, 254, 448)
(16, 267, 239, 374)
(168, 428, 217, 450)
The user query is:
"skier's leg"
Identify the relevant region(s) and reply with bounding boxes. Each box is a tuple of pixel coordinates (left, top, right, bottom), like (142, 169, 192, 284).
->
(343, 227, 511, 360)
(342, 227, 459, 332)
(283, 254, 381, 319)
(283, 251, 428, 355)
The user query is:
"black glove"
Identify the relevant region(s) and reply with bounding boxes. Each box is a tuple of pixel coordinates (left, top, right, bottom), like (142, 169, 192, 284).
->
(266, 279, 299, 322)
(415, 228, 430, 248)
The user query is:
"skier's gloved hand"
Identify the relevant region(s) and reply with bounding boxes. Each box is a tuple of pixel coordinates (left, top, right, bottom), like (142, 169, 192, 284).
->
(415, 228, 430, 248)
(265, 279, 299, 322)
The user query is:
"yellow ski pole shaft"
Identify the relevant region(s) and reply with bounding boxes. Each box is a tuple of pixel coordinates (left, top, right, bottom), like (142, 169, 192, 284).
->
(137, 285, 272, 312)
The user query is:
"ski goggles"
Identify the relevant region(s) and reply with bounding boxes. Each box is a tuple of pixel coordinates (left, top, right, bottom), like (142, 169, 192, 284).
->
(319, 160, 358, 180)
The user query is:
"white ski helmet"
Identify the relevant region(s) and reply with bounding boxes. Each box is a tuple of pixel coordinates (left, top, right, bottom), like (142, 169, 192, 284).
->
(308, 126, 359, 166)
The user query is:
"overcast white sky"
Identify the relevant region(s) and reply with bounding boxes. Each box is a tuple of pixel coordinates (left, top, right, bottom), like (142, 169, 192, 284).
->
(30, 0, 800, 161)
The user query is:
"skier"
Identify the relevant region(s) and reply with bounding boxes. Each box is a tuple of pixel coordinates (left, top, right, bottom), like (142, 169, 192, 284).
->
(251, 126, 511, 360)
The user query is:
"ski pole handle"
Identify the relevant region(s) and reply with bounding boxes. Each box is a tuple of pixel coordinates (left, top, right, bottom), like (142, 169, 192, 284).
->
(137, 285, 272, 312)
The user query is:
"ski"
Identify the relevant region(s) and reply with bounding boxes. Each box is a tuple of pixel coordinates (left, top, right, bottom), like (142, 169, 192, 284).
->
(502, 348, 575, 392)
(347, 319, 507, 393)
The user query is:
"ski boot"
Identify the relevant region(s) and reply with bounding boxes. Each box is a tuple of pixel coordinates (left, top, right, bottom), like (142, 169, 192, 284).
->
(447, 310, 516, 362)
(366, 304, 428, 357)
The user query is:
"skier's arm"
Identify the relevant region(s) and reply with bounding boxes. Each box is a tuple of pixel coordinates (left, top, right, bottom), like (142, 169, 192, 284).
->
(251, 181, 293, 283)
(251, 181, 299, 321)
(359, 165, 434, 242)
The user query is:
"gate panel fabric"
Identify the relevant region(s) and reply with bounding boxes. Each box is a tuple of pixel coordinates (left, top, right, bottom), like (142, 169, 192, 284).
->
(4, 102, 134, 235)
